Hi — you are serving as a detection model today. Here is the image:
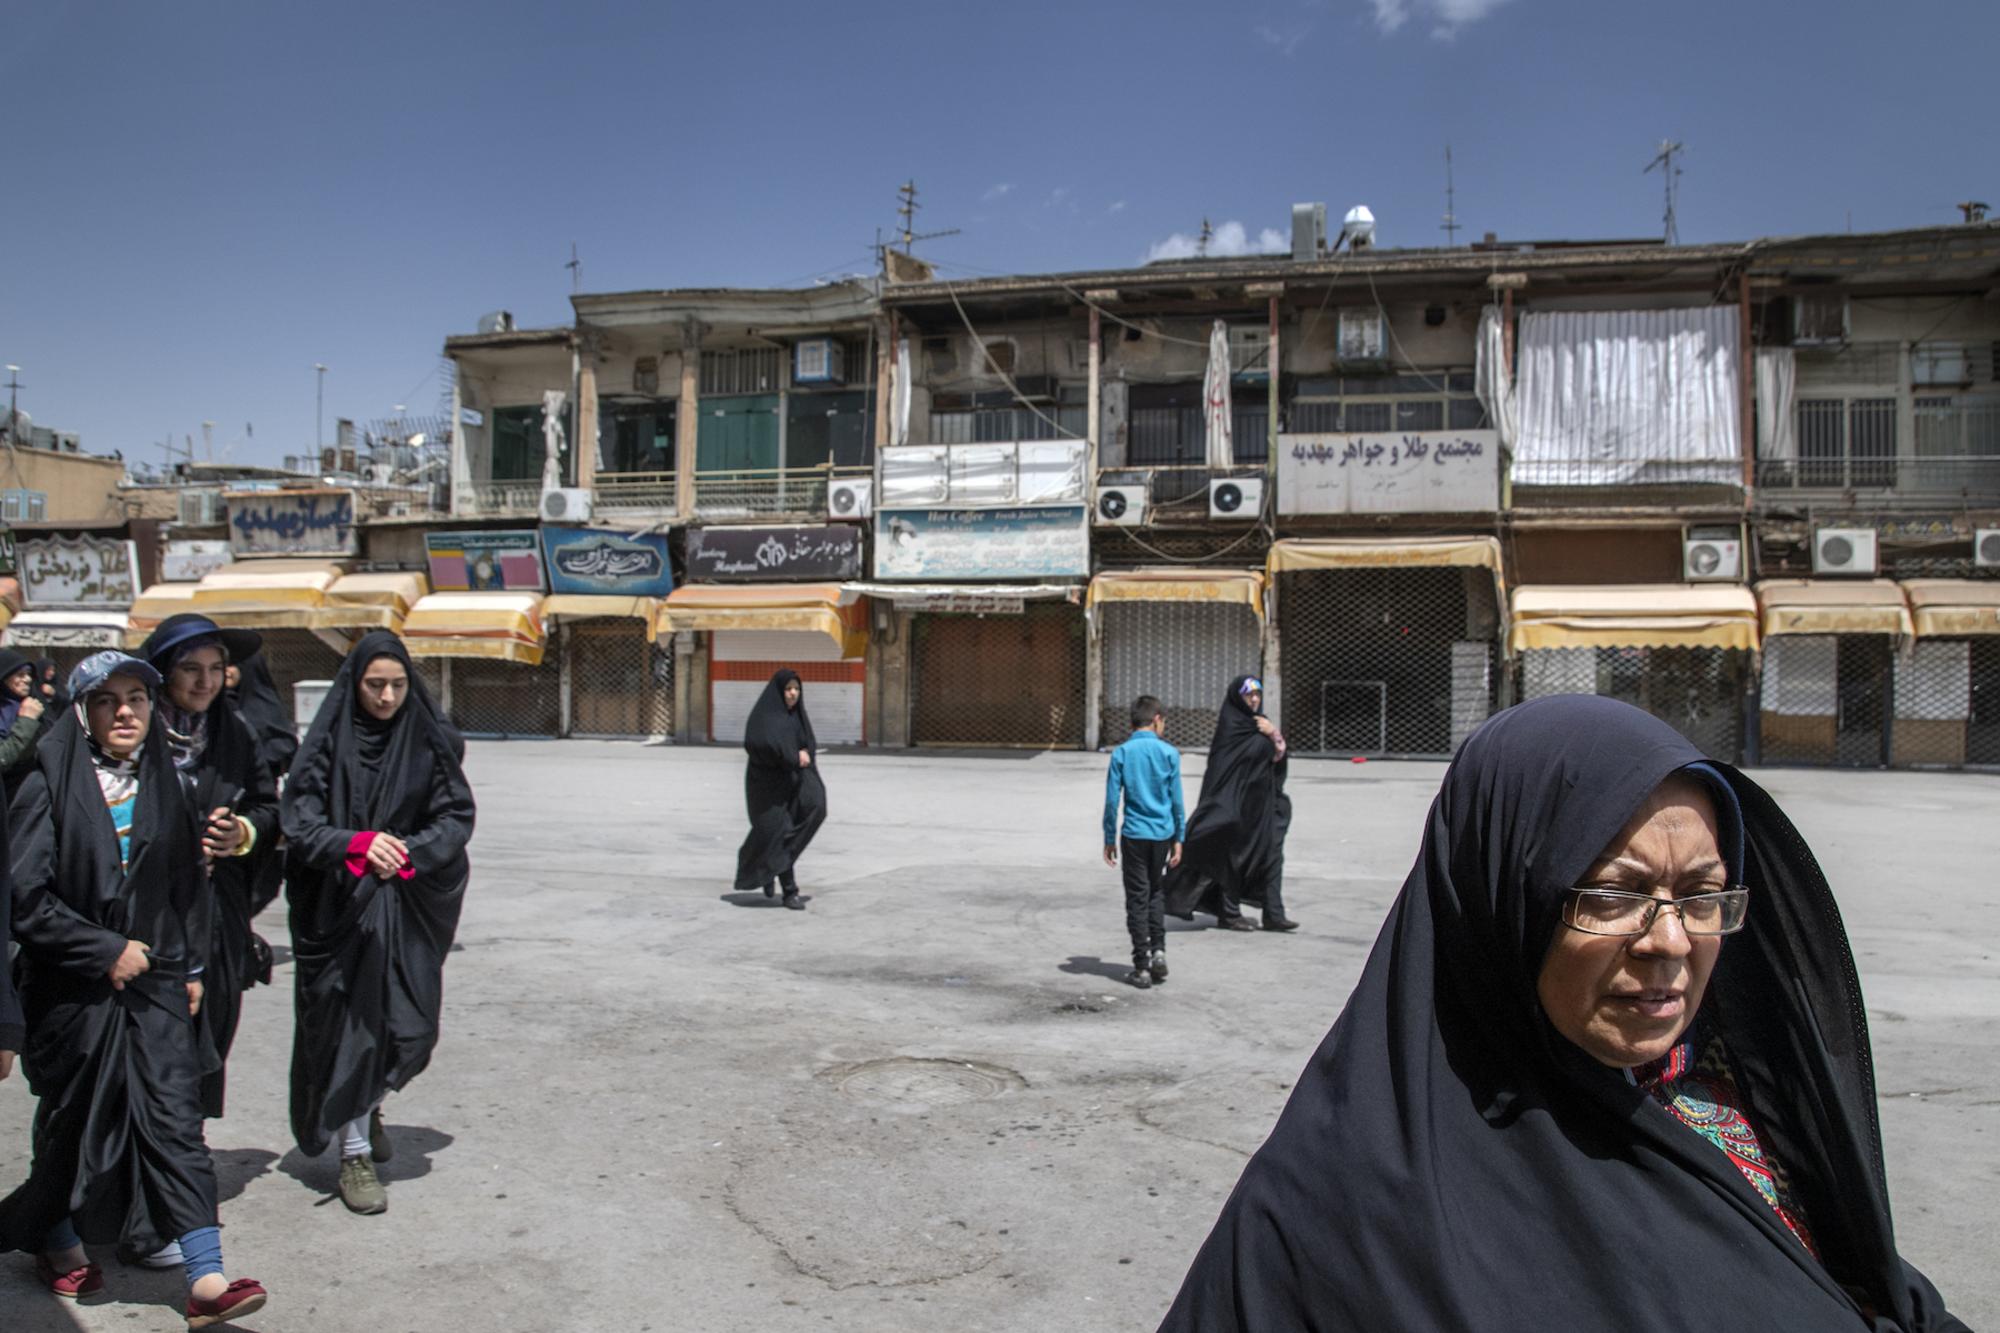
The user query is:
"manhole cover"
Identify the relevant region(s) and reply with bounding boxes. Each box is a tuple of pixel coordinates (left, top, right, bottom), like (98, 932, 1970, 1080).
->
(825, 1057, 1024, 1111)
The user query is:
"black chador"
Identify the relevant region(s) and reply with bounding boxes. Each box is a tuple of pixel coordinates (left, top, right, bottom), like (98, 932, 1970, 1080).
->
(1165, 676, 1291, 925)
(225, 648, 299, 917)
(0, 680, 217, 1257)
(732, 669, 826, 908)
(142, 616, 281, 1120)
(281, 631, 475, 1158)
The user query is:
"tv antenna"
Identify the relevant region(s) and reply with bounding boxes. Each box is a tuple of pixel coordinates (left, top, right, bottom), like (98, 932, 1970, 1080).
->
(1643, 139, 1685, 245)
(1441, 144, 1460, 246)
(565, 242, 582, 293)
(1197, 217, 1215, 258)
(895, 181, 960, 256)
(1957, 201, 1991, 224)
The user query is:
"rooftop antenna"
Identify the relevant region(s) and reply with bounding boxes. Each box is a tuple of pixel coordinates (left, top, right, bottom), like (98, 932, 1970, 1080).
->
(894, 180, 960, 257)
(201, 421, 215, 461)
(1643, 139, 1684, 245)
(1441, 144, 1461, 246)
(1956, 201, 1991, 224)
(1197, 217, 1214, 258)
(2, 364, 20, 445)
(566, 242, 582, 292)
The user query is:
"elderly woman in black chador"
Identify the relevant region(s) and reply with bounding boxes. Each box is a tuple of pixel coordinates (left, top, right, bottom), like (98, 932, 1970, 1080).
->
(282, 630, 474, 1217)
(1164, 675, 1297, 932)
(1159, 695, 1966, 1333)
(733, 668, 825, 911)
(139, 614, 280, 1124)
(0, 647, 49, 797)
(0, 651, 268, 1328)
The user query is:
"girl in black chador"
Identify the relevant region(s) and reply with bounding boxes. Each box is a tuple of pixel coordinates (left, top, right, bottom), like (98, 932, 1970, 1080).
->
(282, 631, 475, 1217)
(733, 669, 826, 911)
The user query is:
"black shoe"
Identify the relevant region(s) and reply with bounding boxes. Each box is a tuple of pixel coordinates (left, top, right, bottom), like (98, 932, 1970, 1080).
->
(1126, 966, 1153, 989)
(1148, 950, 1169, 982)
(1216, 915, 1257, 932)
(1262, 916, 1300, 932)
(783, 891, 805, 911)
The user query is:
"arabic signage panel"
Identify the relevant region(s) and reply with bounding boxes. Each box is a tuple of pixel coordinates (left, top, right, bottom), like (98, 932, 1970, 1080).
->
(683, 524, 863, 583)
(874, 505, 1090, 581)
(425, 530, 547, 592)
(162, 539, 233, 583)
(1276, 430, 1499, 516)
(227, 489, 359, 556)
(541, 526, 676, 597)
(19, 534, 142, 608)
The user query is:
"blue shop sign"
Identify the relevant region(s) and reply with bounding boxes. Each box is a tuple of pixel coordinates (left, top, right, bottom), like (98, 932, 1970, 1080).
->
(541, 525, 676, 597)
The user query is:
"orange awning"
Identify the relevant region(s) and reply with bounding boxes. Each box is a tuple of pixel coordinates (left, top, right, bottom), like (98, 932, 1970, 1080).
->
(1511, 585, 1760, 652)
(313, 572, 430, 632)
(1087, 569, 1265, 619)
(658, 584, 866, 658)
(190, 559, 346, 628)
(1902, 579, 2000, 638)
(403, 592, 547, 665)
(1755, 580, 1912, 638)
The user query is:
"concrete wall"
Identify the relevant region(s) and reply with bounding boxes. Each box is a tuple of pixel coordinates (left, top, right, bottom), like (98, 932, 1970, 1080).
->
(452, 346, 572, 482)
(1846, 296, 2000, 344)
(2, 449, 128, 522)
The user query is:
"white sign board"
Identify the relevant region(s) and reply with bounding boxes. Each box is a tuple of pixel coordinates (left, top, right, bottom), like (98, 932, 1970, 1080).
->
(1277, 430, 1498, 515)
(19, 535, 141, 608)
(874, 506, 1090, 580)
(162, 539, 233, 583)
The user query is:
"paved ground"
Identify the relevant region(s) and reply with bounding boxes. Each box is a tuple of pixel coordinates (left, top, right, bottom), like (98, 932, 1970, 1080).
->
(2, 742, 1994, 1332)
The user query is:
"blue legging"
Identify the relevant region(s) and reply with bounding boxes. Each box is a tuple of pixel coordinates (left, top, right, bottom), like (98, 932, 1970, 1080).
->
(45, 1217, 224, 1286)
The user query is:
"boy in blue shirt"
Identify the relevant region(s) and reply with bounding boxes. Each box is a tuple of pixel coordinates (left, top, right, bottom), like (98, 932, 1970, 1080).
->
(1102, 695, 1186, 990)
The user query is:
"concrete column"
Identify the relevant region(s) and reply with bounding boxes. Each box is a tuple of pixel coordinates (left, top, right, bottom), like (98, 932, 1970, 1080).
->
(676, 320, 702, 518)
(1262, 580, 1282, 729)
(556, 624, 574, 737)
(1083, 603, 1103, 751)
(1267, 294, 1280, 472)
(875, 317, 895, 453)
(577, 360, 599, 492)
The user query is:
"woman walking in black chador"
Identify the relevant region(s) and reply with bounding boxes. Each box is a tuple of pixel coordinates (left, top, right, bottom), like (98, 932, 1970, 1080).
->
(733, 669, 826, 911)
(282, 631, 475, 1217)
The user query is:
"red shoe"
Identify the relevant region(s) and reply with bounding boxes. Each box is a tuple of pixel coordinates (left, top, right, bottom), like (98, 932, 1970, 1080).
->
(186, 1277, 268, 1328)
(35, 1253, 105, 1298)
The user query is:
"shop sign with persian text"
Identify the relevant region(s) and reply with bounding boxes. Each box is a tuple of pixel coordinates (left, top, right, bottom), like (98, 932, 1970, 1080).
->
(541, 526, 676, 597)
(684, 524, 862, 583)
(226, 489, 358, 555)
(1276, 431, 1498, 515)
(19, 535, 141, 608)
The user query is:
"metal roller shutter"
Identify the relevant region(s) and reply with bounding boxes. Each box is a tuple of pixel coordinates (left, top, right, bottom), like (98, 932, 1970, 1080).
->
(1098, 601, 1261, 750)
(911, 602, 1086, 748)
(566, 621, 673, 738)
(449, 656, 561, 737)
(1519, 646, 1749, 763)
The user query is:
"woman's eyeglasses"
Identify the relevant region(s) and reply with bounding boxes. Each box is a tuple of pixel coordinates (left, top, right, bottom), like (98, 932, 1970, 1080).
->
(1561, 887, 1749, 937)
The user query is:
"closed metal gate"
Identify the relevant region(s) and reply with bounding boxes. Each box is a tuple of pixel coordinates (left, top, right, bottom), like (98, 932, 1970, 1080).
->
(1276, 567, 1499, 757)
(911, 602, 1086, 748)
(1519, 647, 1749, 763)
(1887, 637, 2000, 768)
(448, 656, 561, 737)
(1759, 635, 1891, 767)
(1098, 601, 1261, 749)
(566, 620, 673, 737)
(259, 629, 347, 730)
(1971, 639, 2000, 765)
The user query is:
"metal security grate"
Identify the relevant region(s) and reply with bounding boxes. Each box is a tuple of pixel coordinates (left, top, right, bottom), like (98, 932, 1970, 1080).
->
(1759, 635, 1889, 767)
(1277, 567, 1499, 757)
(910, 603, 1086, 748)
(448, 656, 560, 737)
(1098, 601, 1261, 750)
(566, 621, 673, 737)
(1886, 636, 2000, 768)
(1520, 646, 1750, 763)
(259, 629, 348, 730)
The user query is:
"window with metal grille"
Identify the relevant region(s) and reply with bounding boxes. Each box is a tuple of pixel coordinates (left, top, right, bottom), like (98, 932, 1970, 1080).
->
(1796, 397, 1896, 488)
(700, 347, 783, 397)
(927, 404, 1087, 444)
(599, 400, 675, 475)
(1, 490, 47, 522)
(447, 656, 560, 737)
(910, 603, 1087, 748)
(1288, 371, 1486, 436)
(1098, 601, 1262, 750)
(1276, 566, 1498, 757)
(565, 621, 673, 737)
(1518, 646, 1749, 763)
(1126, 383, 1269, 466)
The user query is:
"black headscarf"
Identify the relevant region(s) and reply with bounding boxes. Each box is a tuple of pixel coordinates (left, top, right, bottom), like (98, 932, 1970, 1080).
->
(225, 648, 299, 779)
(280, 630, 475, 1156)
(1159, 695, 1964, 1332)
(0, 648, 31, 734)
(1164, 675, 1286, 917)
(734, 669, 827, 892)
(34, 657, 69, 715)
(743, 668, 815, 769)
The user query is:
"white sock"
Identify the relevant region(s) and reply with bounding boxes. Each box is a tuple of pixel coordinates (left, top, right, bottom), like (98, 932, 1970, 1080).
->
(340, 1114, 371, 1159)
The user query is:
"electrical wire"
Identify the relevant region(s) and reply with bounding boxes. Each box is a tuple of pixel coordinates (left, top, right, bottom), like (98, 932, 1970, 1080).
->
(942, 281, 1074, 438)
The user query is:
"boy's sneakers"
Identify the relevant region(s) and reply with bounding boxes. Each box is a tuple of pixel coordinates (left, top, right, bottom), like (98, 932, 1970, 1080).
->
(1148, 950, 1169, 983)
(1126, 960, 1153, 989)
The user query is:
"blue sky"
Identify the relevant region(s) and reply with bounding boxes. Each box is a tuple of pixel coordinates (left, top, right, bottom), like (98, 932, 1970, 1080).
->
(4, 0, 1993, 468)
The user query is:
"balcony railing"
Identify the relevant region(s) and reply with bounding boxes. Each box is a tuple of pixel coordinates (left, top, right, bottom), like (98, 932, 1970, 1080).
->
(454, 479, 542, 516)
(1756, 454, 2000, 502)
(691, 465, 869, 522)
(1096, 464, 1269, 523)
(592, 470, 678, 515)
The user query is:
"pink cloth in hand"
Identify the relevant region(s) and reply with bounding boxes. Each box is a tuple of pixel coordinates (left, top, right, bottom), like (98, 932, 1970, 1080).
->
(345, 831, 414, 880)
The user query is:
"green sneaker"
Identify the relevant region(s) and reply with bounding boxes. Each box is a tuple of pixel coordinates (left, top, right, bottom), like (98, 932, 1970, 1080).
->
(338, 1154, 388, 1215)
(368, 1107, 393, 1163)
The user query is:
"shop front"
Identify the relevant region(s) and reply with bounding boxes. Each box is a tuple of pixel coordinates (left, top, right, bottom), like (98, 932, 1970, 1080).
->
(542, 525, 677, 739)
(1892, 579, 2000, 768)
(1511, 585, 1760, 763)
(403, 592, 557, 737)
(658, 583, 868, 745)
(1756, 580, 1911, 768)
(1088, 569, 1264, 750)
(1268, 538, 1504, 758)
(8, 532, 142, 679)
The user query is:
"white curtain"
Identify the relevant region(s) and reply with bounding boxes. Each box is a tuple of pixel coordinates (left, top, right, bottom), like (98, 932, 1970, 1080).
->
(1475, 306, 1517, 449)
(1755, 347, 1798, 461)
(1512, 307, 1741, 486)
(893, 339, 912, 447)
(1203, 319, 1233, 468)
(540, 389, 568, 493)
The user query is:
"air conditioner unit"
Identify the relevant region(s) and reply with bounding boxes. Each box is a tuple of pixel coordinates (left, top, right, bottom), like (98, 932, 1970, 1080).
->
(1974, 528, 2000, 568)
(1791, 295, 1848, 348)
(1682, 526, 1742, 582)
(793, 337, 846, 386)
(541, 487, 593, 523)
(1094, 484, 1148, 527)
(1813, 526, 1878, 576)
(1336, 308, 1385, 362)
(827, 478, 872, 521)
(1209, 477, 1264, 520)
(177, 490, 223, 526)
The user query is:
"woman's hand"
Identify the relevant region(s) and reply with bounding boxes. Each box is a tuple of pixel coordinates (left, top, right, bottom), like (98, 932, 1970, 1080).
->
(109, 940, 151, 989)
(366, 833, 411, 879)
(201, 807, 244, 859)
(0, 1050, 13, 1081)
(187, 981, 204, 1016)
(798, 750, 812, 769)
(20, 696, 43, 721)
(1254, 716, 1276, 737)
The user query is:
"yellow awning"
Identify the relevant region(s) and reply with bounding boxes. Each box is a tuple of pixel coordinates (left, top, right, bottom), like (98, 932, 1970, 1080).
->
(313, 572, 430, 632)
(190, 559, 345, 628)
(543, 595, 662, 639)
(1087, 569, 1266, 619)
(1268, 536, 1504, 577)
(658, 584, 865, 658)
(1756, 579, 1912, 638)
(403, 592, 547, 665)
(1510, 585, 1760, 652)
(1902, 579, 2000, 638)
(126, 583, 204, 643)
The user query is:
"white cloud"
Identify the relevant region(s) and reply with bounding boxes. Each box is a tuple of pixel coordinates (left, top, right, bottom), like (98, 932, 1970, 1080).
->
(1046, 186, 1073, 209)
(982, 182, 1014, 201)
(1146, 220, 1290, 263)
(1107, 200, 1128, 215)
(1254, 21, 1312, 55)
(1368, 0, 1512, 37)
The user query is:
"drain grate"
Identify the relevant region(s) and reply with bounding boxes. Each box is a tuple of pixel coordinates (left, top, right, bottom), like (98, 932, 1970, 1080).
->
(826, 1057, 1024, 1111)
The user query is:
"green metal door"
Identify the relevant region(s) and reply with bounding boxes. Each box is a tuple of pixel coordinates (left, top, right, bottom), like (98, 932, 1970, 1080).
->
(697, 394, 780, 472)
